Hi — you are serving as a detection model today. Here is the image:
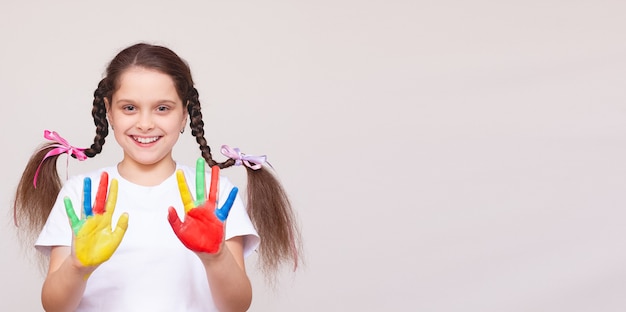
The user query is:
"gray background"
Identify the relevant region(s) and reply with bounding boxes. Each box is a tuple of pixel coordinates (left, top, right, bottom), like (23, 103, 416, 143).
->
(1, 1, 626, 311)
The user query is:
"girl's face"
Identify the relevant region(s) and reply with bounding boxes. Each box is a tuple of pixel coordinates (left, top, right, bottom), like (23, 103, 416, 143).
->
(106, 67, 187, 169)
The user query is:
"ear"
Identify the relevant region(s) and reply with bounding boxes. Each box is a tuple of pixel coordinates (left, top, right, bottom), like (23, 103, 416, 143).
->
(104, 97, 113, 126)
(181, 102, 189, 130)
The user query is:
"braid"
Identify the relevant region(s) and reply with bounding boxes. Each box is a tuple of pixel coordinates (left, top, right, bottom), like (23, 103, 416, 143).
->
(84, 79, 110, 158)
(13, 79, 111, 269)
(186, 87, 235, 169)
(186, 87, 302, 283)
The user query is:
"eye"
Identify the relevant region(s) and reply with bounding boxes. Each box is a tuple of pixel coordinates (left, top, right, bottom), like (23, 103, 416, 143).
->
(157, 105, 170, 112)
(122, 105, 136, 112)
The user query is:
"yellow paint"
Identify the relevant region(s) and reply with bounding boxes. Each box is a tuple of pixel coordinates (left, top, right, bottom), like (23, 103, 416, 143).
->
(73, 179, 129, 267)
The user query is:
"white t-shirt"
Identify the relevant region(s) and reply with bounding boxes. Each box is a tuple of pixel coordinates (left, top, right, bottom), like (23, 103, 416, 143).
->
(35, 163, 260, 312)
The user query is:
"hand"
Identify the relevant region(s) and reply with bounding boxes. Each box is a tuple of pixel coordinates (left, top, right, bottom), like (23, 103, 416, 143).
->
(168, 158, 238, 254)
(64, 172, 129, 267)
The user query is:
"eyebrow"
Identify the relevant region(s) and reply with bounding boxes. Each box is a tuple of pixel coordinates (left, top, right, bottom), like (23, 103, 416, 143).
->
(114, 99, 179, 105)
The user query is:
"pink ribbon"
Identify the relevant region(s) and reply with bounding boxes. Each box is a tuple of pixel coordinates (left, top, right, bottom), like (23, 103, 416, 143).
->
(220, 145, 269, 170)
(33, 130, 88, 188)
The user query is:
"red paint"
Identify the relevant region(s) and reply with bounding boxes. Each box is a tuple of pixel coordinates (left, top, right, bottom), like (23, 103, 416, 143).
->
(168, 166, 225, 254)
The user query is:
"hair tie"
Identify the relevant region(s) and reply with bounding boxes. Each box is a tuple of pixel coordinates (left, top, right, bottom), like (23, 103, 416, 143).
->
(33, 130, 88, 188)
(220, 145, 270, 170)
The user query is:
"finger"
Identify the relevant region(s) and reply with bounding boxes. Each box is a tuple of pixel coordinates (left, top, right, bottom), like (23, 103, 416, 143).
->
(111, 212, 129, 244)
(208, 165, 220, 207)
(167, 206, 183, 234)
(64, 197, 81, 235)
(83, 177, 93, 217)
(176, 170, 194, 214)
(195, 158, 206, 206)
(215, 187, 238, 222)
(104, 179, 119, 219)
(92, 172, 109, 215)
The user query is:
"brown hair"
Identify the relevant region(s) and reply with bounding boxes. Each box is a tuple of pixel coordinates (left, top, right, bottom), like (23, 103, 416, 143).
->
(13, 43, 302, 281)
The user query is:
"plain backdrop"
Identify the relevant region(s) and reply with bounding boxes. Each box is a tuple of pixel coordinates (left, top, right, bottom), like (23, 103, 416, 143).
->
(1, 1, 626, 311)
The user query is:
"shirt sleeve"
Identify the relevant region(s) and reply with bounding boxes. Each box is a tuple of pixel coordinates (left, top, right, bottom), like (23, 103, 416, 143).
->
(34, 175, 84, 256)
(218, 175, 260, 258)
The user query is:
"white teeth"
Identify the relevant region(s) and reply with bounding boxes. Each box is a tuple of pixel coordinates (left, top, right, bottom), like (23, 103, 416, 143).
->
(134, 136, 159, 144)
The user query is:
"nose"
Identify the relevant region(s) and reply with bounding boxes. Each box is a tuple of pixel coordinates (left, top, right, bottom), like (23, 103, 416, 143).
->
(136, 111, 154, 131)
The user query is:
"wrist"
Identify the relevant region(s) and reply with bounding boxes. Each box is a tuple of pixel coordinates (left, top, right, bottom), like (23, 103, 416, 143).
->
(68, 256, 97, 279)
(196, 244, 228, 264)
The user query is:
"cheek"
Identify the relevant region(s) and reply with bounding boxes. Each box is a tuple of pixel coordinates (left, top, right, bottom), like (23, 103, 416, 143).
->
(109, 113, 126, 127)
(172, 112, 188, 128)
(156, 115, 186, 132)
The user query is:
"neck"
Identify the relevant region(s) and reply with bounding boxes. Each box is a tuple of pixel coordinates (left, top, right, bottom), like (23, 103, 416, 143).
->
(117, 157, 176, 186)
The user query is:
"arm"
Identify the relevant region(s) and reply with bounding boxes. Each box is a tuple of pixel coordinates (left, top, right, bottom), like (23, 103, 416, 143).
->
(168, 159, 252, 312)
(41, 246, 93, 312)
(199, 237, 252, 312)
(42, 173, 128, 312)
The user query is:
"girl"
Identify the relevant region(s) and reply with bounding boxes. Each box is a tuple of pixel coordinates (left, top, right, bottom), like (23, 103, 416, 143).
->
(13, 43, 301, 312)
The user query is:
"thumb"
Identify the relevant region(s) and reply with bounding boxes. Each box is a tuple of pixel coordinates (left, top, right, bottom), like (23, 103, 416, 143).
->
(215, 187, 238, 222)
(112, 212, 129, 241)
(167, 207, 183, 235)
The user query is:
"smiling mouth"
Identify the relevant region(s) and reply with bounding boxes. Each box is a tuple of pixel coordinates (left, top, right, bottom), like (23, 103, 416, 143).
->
(133, 136, 160, 144)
